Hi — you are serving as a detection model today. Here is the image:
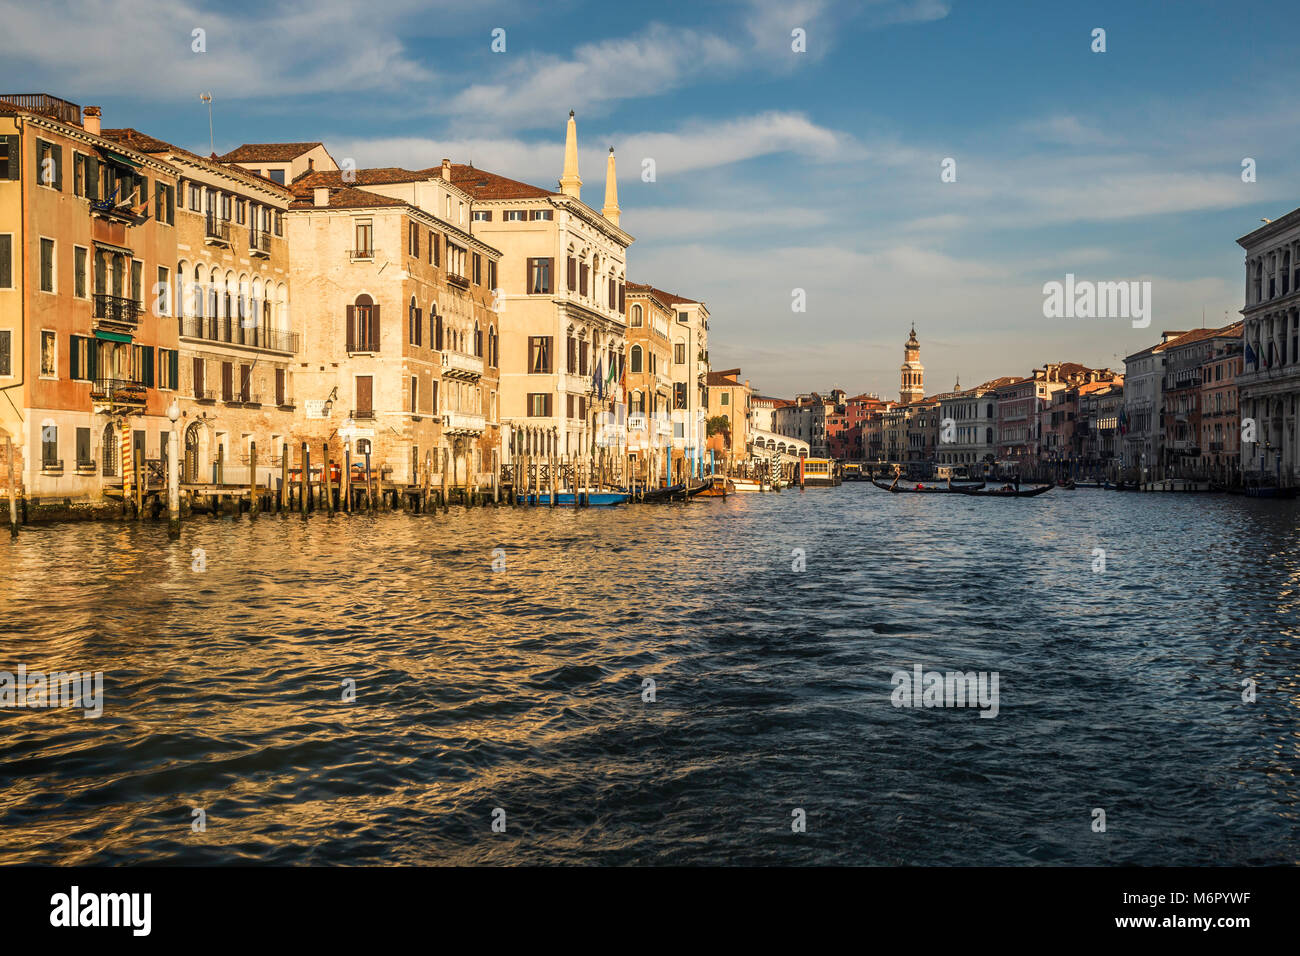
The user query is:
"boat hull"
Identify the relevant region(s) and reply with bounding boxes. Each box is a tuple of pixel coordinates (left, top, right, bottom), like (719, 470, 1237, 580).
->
(515, 492, 629, 506)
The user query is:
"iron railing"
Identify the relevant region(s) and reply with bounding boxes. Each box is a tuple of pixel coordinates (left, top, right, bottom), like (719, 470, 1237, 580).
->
(178, 316, 299, 353)
(0, 94, 81, 125)
(249, 229, 271, 255)
(93, 293, 142, 327)
(90, 378, 147, 405)
(205, 213, 230, 242)
(351, 409, 376, 420)
(349, 248, 374, 260)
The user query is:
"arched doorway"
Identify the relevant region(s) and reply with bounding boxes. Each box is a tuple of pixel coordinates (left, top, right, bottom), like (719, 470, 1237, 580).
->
(184, 421, 203, 483)
(101, 422, 117, 476)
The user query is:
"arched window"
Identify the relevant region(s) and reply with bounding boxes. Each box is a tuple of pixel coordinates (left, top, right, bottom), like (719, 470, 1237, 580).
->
(488, 325, 498, 367)
(474, 321, 483, 357)
(630, 390, 644, 414)
(349, 294, 376, 352)
(630, 345, 643, 373)
(631, 303, 643, 327)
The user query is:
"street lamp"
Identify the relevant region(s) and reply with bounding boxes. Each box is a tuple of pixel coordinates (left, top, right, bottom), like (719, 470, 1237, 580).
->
(166, 399, 181, 537)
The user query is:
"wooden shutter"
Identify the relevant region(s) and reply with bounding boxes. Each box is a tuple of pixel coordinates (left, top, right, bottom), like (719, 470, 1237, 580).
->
(69, 335, 80, 381)
(142, 347, 155, 387)
(221, 362, 232, 401)
(169, 349, 179, 389)
(619, 283, 625, 313)
(567, 257, 576, 291)
(53, 144, 63, 190)
(356, 376, 373, 414)
(435, 315, 443, 351)
(525, 257, 532, 294)
(86, 155, 97, 199)
(2, 135, 18, 180)
(415, 308, 422, 346)
(346, 305, 355, 352)
(369, 305, 380, 351)
(193, 357, 204, 396)
(275, 368, 285, 406)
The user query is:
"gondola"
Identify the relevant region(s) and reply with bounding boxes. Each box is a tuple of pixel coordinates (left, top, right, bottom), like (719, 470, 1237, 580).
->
(633, 483, 684, 502)
(515, 491, 629, 506)
(954, 483, 1053, 498)
(871, 478, 986, 494)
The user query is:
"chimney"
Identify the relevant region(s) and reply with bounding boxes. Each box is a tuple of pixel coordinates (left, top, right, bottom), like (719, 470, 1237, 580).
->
(313, 187, 330, 207)
(441, 157, 451, 180)
(82, 106, 101, 135)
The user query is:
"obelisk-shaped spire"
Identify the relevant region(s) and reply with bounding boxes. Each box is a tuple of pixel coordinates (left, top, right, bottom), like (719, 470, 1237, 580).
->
(602, 146, 620, 226)
(559, 110, 582, 200)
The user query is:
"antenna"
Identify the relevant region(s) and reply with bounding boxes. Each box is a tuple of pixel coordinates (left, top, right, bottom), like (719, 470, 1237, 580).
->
(199, 93, 214, 156)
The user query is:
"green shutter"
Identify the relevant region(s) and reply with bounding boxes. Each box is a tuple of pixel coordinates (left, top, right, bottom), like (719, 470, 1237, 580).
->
(87, 340, 99, 380)
(69, 335, 80, 380)
(142, 346, 155, 387)
(169, 349, 178, 389)
(54, 143, 63, 190)
(86, 155, 98, 199)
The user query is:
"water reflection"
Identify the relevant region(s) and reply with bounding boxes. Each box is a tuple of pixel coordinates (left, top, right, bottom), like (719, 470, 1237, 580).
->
(1, 489, 1297, 864)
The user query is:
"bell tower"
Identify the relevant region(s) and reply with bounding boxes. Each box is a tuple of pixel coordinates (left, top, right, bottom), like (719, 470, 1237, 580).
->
(900, 324, 924, 403)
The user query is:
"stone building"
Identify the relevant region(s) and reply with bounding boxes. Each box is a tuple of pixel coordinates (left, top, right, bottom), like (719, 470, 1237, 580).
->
(1237, 212, 1300, 484)
(0, 94, 181, 501)
(706, 368, 752, 459)
(1200, 331, 1243, 482)
(1158, 325, 1240, 478)
(283, 178, 503, 489)
(900, 325, 924, 403)
(936, 379, 1005, 470)
(624, 284, 674, 476)
(101, 127, 298, 486)
(218, 142, 337, 187)
(1123, 330, 1187, 479)
(447, 114, 633, 467)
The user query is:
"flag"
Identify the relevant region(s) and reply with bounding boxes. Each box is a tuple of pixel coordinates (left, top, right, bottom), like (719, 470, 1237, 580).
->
(1117, 408, 1128, 436)
(619, 354, 626, 404)
(593, 356, 603, 401)
(1245, 342, 1257, 367)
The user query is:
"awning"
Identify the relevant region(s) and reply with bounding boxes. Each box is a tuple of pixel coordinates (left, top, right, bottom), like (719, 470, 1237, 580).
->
(93, 330, 132, 343)
(98, 147, 142, 169)
(92, 239, 133, 256)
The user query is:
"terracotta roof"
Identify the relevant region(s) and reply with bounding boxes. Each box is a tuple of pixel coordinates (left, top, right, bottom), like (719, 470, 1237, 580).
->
(1160, 324, 1242, 351)
(1076, 379, 1123, 396)
(707, 369, 743, 386)
(288, 185, 406, 210)
(441, 163, 555, 200)
(218, 142, 324, 162)
(626, 282, 699, 307)
(991, 376, 1030, 390)
(294, 167, 429, 188)
(102, 128, 293, 194)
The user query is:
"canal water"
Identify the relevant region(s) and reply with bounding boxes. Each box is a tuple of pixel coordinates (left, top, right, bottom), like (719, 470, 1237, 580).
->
(1, 487, 1297, 865)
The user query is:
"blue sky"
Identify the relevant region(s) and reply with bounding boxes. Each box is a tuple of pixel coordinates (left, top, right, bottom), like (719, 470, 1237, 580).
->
(4, 0, 1294, 397)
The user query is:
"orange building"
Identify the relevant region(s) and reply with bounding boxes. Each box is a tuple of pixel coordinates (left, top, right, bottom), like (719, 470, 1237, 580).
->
(1, 94, 180, 501)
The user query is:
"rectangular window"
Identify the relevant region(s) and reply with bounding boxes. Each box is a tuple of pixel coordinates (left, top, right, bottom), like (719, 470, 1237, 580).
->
(40, 330, 56, 377)
(188, 182, 201, 210)
(504, 210, 527, 222)
(567, 256, 576, 291)
(488, 260, 497, 291)
(410, 376, 418, 414)
(157, 266, 170, 315)
(530, 209, 553, 221)
(0, 330, 10, 376)
(275, 368, 286, 406)
(76, 427, 91, 468)
(269, 169, 286, 185)
(238, 363, 251, 402)
(73, 246, 87, 298)
(527, 393, 552, 417)
(409, 223, 420, 258)
(675, 343, 686, 364)
(70, 334, 91, 381)
(579, 263, 588, 296)
(73, 153, 86, 197)
(431, 232, 440, 267)
(158, 348, 179, 390)
(39, 238, 54, 292)
(675, 383, 687, 409)
(472, 210, 491, 222)
(0, 134, 17, 180)
(221, 362, 233, 402)
(528, 336, 553, 374)
(36, 139, 62, 190)
(355, 220, 373, 255)
(42, 425, 57, 466)
(236, 198, 246, 225)
(472, 253, 482, 285)
(274, 211, 282, 236)
(193, 357, 206, 398)
(0, 234, 12, 288)
(527, 257, 552, 295)
(130, 259, 143, 303)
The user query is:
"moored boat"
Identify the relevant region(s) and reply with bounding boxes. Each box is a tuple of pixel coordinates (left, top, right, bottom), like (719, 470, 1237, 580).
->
(955, 482, 1053, 498)
(515, 491, 629, 506)
(871, 478, 986, 494)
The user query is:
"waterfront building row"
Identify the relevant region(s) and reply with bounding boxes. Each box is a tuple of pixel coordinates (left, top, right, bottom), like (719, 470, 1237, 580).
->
(0, 95, 717, 501)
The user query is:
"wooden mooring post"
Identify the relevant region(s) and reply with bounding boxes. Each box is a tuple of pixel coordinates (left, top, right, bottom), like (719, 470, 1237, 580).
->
(248, 441, 258, 520)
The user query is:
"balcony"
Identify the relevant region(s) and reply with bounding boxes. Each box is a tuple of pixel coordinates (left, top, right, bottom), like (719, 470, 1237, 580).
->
(179, 316, 299, 354)
(351, 409, 376, 420)
(193, 388, 216, 403)
(1, 93, 81, 125)
(447, 274, 470, 289)
(90, 378, 147, 408)
(93, 294, 142, 333)
(249, 229, 271, 257)
(349, 248, 374, 261)
(443, 411, 486, 434)
(205, 213, 231, 246)
(441, 349, 484, 380)
(40, 458, 64, 476)
(628, 413, 648, 432)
